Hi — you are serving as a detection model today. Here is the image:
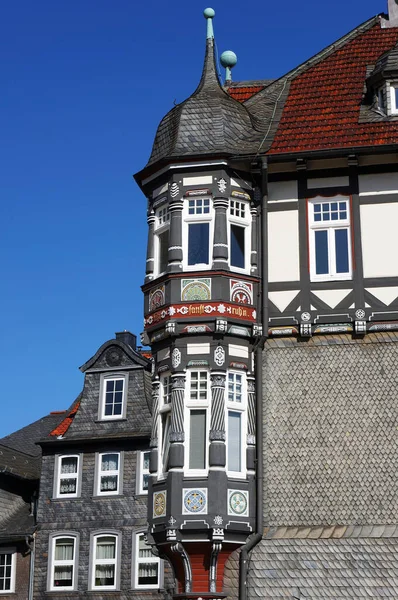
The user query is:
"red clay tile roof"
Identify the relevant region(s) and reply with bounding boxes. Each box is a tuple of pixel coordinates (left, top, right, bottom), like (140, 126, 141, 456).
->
(269, 23, 398, 155)
(228, 85, 265, 102)
(50, 400, 80, 437)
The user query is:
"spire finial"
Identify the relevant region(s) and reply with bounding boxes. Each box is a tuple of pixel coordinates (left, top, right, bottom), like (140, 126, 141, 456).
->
(220, 50, 237, 83)
(203, 8, 215, 39)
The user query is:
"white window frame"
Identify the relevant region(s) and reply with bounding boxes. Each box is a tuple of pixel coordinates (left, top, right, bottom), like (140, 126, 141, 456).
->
(158, 372, 172, 480)
(226, 370, 247, 478)
(0, 548, 16, 594)
(185, 370, 210, 477)
(154, 204, 170, 277)
(90, 533, 120, 591)
(99, 374, 127, 421)
(54, 455, 81, 499)
(137, 450, 150, 495)
(228, 199, 251, 273)
(183, 197, 213, 271)
(390, 83, 398, 115)
(132, 531, 163, 590)
(48, 534, 78, 592)
(308, 195, 352, 283)
(96, 452, 122, 496)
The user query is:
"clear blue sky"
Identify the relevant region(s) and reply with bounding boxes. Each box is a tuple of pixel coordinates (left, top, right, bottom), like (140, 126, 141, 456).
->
(0, 0, 384, 437)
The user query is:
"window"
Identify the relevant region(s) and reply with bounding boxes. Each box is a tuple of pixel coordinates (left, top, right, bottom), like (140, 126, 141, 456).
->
(226, 371, 246, 476)
(91, 534, 119, 590)
(97, 453, 121, 495)
(378, 87, 386, 112)
(390, 84, 398, 114)
(137, 450, 150, 494)
(184, 198, 212, 269)
(158, 374, 172, 478)
(55, 455, 80, 498)
(229, 200, 250, 272)
(186, 371, 209, 473)
(161, 373, 172, 405)
(0, 549, 15, 593)
(154, 205, 170, 276)
(308, 196, 352, 282)
(100, 375, 127, 420)
(133, 532, 162, 589)
(49, 536, 77, 591)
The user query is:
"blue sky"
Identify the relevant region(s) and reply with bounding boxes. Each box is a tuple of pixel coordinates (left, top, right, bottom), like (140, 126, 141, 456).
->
(0, 0, 384, 437)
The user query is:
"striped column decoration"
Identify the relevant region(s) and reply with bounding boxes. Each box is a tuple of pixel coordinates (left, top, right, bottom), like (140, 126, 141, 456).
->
(210, 372, 226, 441)
(170, 374, 186, 442)
(247, 376, 256, 446)
(150, 378, 160, 448)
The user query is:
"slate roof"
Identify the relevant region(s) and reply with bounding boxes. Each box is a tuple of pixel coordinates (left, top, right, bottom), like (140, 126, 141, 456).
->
(0, 501, 35, 540)
(145, 36, 262, 167)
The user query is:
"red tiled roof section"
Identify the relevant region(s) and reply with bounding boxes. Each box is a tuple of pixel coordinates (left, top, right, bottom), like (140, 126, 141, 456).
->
(50, 401, 80, 437)
(228, 85, 265, 102)
(270, 23, 398, 154)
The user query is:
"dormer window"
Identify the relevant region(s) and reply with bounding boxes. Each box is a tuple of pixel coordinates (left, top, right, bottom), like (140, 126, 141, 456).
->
(99, 374, 128, 420)
(378, 87, 386, 113)
(390, 84, 398, 114)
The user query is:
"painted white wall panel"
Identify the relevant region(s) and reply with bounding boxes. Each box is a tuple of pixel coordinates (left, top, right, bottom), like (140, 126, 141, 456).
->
(359, 172, 398, 195)
(268, 181, 298, 203)
(182, 175, 213, 186)
(228, 344, 249, 359)
(231, 177, 251, 189)
(307, 176, 349, 189)
(361, 203, 398, 277)
(268, 210, 300, 283)
(187, 343, 210, 355)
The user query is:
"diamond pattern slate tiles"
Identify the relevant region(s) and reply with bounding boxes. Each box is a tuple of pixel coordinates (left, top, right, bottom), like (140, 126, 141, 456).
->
(263, 334, 398, 526)
(248, 539, 398, 599)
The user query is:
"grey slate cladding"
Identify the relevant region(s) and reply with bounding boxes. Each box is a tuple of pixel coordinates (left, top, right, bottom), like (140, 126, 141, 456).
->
(263, 333, 398, 526)
(247, 539, 398, 599)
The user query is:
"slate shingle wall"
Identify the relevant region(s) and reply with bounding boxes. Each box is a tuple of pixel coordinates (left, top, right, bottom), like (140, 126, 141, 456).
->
(35, 449, 173, 599)
(263, 334, 398, 526)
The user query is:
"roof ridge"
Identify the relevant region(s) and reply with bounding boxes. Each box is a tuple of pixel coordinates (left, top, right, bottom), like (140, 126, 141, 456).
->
(245, 14, 380, 107)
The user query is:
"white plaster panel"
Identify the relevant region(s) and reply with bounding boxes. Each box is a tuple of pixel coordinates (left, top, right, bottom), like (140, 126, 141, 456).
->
(228, 344, 249, 359)
(361, 203, 398, 277)
(182, 176, 213, 186)
(268, 210, 300, 283)
(312, 289, 352, 309)
(365, 287, 398, 306)
(268, 181, 298, 202)
(231, 177, 251, 189)
(307, 175, 349, 189)
(359, 172, 398, 195)
(268, 290, 300, 312)
(186, 343, 210, 355)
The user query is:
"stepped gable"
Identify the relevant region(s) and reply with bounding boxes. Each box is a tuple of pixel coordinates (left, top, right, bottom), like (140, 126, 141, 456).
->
(269, 20, 398, 154)
(146, 30, 260, 167)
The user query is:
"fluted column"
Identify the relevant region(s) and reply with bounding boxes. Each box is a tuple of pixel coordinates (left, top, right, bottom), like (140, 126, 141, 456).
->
(145, 210, 155, 282)
(149, 378, 160, 474)
(246, 375, 256, 471)
(250, 206, 258, 275)
(209, 372, 226, 467)
(168, 199, 184, 273)
(212, 197, 229, 269)
(169, 373, 186, 469)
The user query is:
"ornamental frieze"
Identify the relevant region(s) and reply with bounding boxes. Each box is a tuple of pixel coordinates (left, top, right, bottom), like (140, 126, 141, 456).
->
(144, 302, 256, 329)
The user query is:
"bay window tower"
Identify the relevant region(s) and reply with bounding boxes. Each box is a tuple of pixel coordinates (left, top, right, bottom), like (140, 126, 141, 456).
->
(134, 9, 262, 599)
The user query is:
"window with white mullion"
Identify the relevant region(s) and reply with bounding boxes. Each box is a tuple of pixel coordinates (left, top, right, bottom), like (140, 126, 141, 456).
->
(154, 204, 170, 277)
(226, 370, 247, 476)
(186, 370, 209, 474)
(390, 83, 398, 115)
(309, 196, 352, 282)
(228, 200, 250, 272)
(101, 376, 126, 420)
(133, 532, 162, 589)
(0, 549, 16, 593)
(183, 198, 213, 269)
(97, 453, 120, 495)
(92, 535, 118, 590)
(56, 455, 80, 498)
(137, 451, 150, 494)
(50, 536, 76, 590)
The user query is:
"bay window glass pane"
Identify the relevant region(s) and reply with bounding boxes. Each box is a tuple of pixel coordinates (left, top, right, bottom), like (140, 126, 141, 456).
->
(228, 411, 241, 472)
(158, 230, 169, 273)
(188, 223, 209, 265)
(335, 228, 349, 273)
(189, 410, 206, 469)
(315, 230, 329, 275)
(231, 224, 245, 268)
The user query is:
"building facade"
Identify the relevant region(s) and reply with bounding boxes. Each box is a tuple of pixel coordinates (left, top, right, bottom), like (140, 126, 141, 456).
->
(134, 2, 398, 598)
